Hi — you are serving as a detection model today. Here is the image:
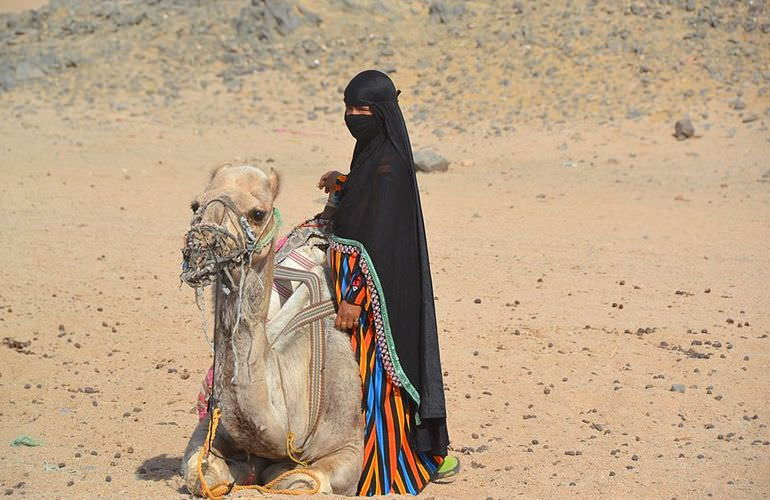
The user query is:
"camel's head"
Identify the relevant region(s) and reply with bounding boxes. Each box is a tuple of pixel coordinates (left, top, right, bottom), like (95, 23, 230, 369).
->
(180, 162, 281, 288)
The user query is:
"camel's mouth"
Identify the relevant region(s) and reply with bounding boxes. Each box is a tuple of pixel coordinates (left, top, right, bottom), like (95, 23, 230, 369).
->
(180, 198, 282, 289)
(181, 222, 243, 288)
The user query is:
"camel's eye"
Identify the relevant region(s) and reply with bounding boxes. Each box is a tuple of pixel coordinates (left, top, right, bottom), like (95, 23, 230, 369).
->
(191, 201, 200, 213)
(250, 209, 266, 222)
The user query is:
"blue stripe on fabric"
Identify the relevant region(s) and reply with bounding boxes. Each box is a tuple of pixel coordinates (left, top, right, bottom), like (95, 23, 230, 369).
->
(373, 354, 389, 491)
(365, 371, 375, 427)
(340, 257, 350, 298)
(398, 451, 417, 494)
(419, 452, 439, 474)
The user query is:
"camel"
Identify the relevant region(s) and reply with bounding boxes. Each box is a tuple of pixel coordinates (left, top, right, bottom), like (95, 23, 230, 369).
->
(179, 163, 363, 495)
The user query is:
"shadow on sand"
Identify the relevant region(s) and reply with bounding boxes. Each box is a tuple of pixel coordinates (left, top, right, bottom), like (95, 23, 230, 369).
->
(136, 454, 182, 482)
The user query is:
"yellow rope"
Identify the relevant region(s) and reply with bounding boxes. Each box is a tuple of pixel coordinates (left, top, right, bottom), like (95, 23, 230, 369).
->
(196, 408, 321, 499)
(286, 432, 308, 468)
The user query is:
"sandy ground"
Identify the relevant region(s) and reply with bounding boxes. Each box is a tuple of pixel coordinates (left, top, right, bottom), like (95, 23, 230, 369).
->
(0, 1, 47, 13)
(1, 92, 769, 500)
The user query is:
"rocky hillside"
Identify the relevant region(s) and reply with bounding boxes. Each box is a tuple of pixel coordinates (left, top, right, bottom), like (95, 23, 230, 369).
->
(1, 0, 769, 134)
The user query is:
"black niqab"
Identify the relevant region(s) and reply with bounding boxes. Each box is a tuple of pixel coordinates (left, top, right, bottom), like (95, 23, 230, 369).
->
(332, 70, 449, 456)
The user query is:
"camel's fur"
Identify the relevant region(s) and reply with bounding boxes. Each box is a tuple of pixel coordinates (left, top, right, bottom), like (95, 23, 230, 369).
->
(181, 164, 363, 495)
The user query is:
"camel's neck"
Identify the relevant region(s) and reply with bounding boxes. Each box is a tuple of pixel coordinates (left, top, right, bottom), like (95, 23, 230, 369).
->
(213, 251, 275, 390)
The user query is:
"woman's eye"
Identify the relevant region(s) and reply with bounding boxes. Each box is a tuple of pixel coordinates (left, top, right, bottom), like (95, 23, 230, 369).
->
(250, 209, 265, 222)
(191, 201, 200, 213)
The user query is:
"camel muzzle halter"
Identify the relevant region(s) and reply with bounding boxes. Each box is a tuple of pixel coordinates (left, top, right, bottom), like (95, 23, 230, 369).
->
(181, 196, 281, 288)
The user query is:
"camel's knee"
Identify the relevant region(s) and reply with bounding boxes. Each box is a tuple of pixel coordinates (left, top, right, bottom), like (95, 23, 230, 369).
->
(308, 445, 362, 495)
(266, 464, 331, 495)
(182, 449, 235, 497)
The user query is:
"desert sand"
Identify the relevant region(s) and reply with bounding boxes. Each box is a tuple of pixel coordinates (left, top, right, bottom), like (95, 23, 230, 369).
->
(1, 1, 769, 499)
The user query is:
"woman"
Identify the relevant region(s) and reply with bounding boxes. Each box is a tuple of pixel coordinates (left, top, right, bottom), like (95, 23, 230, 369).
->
(318, 70, 458, 496)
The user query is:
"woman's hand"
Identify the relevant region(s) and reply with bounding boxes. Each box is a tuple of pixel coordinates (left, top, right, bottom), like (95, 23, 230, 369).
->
(318, 170, 341, 193)
(335, 301, 362, 331)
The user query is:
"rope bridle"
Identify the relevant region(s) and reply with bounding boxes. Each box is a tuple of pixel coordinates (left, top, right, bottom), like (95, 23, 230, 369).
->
(181, 196, 281, 289)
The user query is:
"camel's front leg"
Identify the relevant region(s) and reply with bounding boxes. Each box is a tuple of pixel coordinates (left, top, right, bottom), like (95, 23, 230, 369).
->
(182, 416, 268, 496)
(264, 441, 362, 495)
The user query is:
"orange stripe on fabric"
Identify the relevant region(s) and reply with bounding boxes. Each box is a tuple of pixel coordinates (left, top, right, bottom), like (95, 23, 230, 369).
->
(400, 406, 423, 482)
(394, 471, 407, 494)
(415, 457, 430, 484)
(334, 250, 343, 300)
(361, 326, 373, 378)
(372, 450, 381, 495)
(359, 451, 376, 494)
(363, 427, 376, 463)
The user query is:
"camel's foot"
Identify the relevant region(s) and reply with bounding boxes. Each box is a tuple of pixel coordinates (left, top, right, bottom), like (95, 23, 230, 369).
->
(262, 462, 332, 494)
(183, 449, 236, 497)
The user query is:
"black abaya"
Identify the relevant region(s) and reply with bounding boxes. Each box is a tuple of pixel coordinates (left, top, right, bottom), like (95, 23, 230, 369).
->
(331, 70, 449, 455)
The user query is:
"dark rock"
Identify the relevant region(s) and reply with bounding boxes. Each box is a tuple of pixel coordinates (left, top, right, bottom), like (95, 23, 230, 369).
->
(413, 150, 450, 173)
(265, 0, 303, 35)
(729, 98, 746, 110)
(671, 383, 686, 393)
(674, 118, 695, 140)
(234, 0, 303, 41)
(429, 1, 466, 24)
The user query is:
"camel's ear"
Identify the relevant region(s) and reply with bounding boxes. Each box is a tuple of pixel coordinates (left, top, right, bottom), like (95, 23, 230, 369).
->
(268, 167, 280, 199)
(209, 162, 232, 181)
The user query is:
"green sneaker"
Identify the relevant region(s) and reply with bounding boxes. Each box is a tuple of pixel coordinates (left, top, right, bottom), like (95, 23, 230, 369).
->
(432, 455, 461, 481)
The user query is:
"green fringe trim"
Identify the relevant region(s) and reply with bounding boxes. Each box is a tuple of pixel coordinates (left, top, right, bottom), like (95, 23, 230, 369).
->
(329, 235, 420, 407)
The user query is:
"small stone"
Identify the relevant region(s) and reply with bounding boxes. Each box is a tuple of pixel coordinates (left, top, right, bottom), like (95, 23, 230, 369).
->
(474, 298, 482, 304)
(674, 118, 695, 140)
(670, 384, 686, 393)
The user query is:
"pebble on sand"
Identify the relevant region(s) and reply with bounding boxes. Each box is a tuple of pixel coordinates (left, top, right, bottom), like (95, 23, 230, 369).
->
(674, 118, 695, 140)
(670, 383, 686, 393)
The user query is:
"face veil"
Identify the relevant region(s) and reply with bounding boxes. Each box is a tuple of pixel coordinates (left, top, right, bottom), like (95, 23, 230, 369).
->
(331, 70, 449, 456)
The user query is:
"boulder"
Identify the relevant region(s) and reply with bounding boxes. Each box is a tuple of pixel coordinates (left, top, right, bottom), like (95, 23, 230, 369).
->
(413, 150, 450, 173)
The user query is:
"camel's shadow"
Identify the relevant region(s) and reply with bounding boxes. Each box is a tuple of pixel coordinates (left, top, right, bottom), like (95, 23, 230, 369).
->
(136, 454, 182, 481)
